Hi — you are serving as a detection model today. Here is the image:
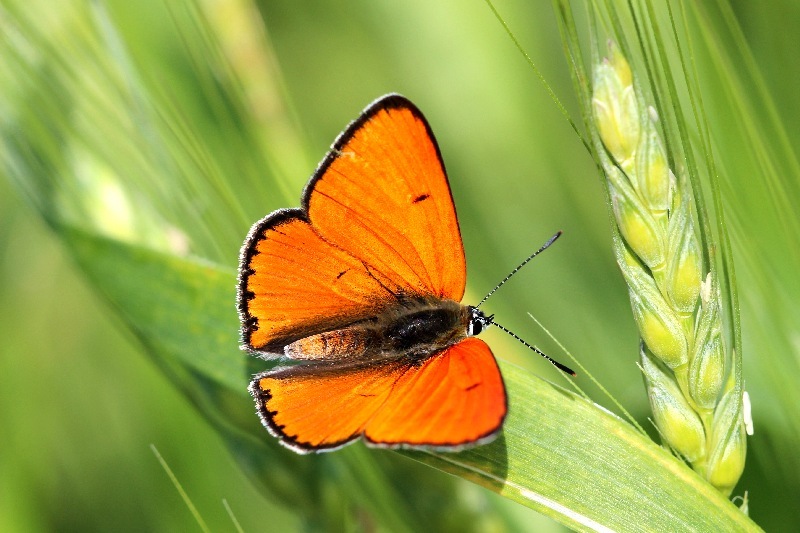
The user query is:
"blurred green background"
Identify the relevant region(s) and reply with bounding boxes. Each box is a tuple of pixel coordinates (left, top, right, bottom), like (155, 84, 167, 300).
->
(1, 0, 799, 531)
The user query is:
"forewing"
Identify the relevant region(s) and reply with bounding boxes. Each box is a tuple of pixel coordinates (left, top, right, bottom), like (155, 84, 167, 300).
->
(304, 94, 466, 301)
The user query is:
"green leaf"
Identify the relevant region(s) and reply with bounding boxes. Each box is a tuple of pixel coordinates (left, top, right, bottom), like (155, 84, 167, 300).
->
(59, 224, 760, 532)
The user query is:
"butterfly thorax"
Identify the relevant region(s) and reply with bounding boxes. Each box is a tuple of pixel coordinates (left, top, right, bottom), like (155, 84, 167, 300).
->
(285, 297, 481, 362)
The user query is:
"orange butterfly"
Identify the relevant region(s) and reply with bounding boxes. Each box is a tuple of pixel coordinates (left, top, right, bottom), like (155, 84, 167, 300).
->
(238, 94, 572, 454)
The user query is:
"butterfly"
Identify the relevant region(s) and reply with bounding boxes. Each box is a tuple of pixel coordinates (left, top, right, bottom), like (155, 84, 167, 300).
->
(238, 94, 572, 454)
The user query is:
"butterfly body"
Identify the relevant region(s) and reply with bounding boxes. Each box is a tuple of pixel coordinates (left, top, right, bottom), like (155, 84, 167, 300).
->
(239, 94, 507, 453)
(285, 297, 491, 363)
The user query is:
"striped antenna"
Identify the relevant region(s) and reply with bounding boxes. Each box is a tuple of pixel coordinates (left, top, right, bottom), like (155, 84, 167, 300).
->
(476, 231, 562, 308)
(476, 230, 574, 376)
(490, 320, 576, 376)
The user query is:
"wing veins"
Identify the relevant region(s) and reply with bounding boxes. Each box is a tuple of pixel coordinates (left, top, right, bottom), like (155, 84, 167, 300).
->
(314, 187, 429, 293)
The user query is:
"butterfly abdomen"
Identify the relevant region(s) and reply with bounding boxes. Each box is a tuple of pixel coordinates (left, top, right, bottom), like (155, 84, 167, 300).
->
(284, 327, 380, 360)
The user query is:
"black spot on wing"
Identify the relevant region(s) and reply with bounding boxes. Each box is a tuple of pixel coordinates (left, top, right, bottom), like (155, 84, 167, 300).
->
(412, 193, 430, 203)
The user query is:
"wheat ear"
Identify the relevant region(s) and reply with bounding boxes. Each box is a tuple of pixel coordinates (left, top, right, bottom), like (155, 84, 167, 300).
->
(591, 42, 746, 496)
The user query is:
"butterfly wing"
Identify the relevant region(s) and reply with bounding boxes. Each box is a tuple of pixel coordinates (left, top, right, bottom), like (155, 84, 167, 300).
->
(364, 338, 506, 448)
(239, 94, 466, 354)
(250, 357, 410, 453)
(304, 95, 466, 302)
(250, 338, 506, 452)
(239, 209, 395, 353)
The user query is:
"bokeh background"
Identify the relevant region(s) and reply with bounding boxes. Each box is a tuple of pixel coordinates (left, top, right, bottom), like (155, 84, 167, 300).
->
(1, 0, 798, 531)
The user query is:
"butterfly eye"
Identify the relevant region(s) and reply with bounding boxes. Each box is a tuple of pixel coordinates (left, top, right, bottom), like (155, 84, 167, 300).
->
(467, 306, 491, 337)
(469, 321, 482, 336)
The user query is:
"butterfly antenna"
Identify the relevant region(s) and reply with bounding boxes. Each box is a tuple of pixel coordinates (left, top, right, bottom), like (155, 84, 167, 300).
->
(476, 231, 562, 308)
(490, 320, 576, 376)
